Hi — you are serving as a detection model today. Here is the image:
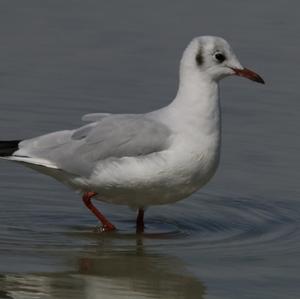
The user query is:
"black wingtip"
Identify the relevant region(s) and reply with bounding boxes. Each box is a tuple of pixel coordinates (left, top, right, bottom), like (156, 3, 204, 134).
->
(0, 140, 21, 157)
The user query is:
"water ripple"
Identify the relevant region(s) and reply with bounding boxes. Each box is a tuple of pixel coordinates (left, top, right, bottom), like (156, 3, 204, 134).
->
(1, 192, 299, 274)
(136, 194, 300, 255)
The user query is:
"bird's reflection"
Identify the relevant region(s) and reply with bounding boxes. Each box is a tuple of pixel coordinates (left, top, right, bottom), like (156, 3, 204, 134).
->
(0, 235, 205, 299)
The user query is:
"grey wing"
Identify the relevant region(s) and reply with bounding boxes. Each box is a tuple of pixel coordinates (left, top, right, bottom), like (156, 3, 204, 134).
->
(81, 112, 111, 122)
(14, 114, 172, 177)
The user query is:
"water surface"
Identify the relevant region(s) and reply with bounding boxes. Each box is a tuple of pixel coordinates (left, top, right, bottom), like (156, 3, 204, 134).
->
(0, 1, 299, 298)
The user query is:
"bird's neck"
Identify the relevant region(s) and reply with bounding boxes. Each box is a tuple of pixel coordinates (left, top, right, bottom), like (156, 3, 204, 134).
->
(168, 70, 221, 137)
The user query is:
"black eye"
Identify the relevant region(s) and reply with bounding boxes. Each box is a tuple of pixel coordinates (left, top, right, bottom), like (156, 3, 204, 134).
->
(214, 53, 226, 63)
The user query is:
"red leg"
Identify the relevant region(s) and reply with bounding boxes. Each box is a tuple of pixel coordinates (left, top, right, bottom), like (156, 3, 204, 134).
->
(136, 208, 144, 233)
(82, 191, 116, 232)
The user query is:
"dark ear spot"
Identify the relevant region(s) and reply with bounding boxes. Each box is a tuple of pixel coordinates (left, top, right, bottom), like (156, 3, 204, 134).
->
(196, 49, 203, 65)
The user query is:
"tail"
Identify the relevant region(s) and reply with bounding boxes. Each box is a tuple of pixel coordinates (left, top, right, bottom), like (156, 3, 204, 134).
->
(0, 140, 21, 157)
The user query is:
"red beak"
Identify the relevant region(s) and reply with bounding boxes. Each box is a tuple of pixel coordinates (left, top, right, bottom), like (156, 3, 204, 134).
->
(231, 67, 265, 84)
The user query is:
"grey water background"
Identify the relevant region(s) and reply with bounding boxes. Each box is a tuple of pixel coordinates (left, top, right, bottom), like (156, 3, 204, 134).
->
(0, 1, 299, 298)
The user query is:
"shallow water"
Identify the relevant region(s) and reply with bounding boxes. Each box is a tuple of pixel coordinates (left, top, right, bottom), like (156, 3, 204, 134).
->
(0, 1, 299, 298)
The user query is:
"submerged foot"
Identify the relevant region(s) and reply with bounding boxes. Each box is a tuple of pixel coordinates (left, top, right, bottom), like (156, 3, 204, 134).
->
(94, 223, 116, 233)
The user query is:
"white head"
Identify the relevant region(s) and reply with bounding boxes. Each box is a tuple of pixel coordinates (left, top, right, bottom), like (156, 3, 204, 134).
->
(180, 36, 264, 84)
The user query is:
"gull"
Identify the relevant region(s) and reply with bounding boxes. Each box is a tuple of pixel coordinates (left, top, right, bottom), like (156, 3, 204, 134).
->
(0, 36, 264, 233)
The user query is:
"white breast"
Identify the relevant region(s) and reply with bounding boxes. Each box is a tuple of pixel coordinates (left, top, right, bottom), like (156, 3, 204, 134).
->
(77, 129, 220, 207)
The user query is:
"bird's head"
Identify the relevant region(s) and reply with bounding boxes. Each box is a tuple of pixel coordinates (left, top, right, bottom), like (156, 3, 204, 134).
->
(180, 36, 264, 84)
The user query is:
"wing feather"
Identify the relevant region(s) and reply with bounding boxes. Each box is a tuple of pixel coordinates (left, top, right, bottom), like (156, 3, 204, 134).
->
(14, 114, 172, 177)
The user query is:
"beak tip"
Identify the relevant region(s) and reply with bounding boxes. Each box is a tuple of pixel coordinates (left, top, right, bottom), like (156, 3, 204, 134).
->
(232, 67, 265, 85)
(255, 76, 265, 84)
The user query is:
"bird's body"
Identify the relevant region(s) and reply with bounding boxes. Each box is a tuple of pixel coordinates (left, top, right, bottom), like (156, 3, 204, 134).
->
(0, 36, 264, 232)
(6, 104, 221, 208)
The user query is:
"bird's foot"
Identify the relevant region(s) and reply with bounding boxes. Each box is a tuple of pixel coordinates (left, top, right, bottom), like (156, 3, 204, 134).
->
(94, 223, 116, 233)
